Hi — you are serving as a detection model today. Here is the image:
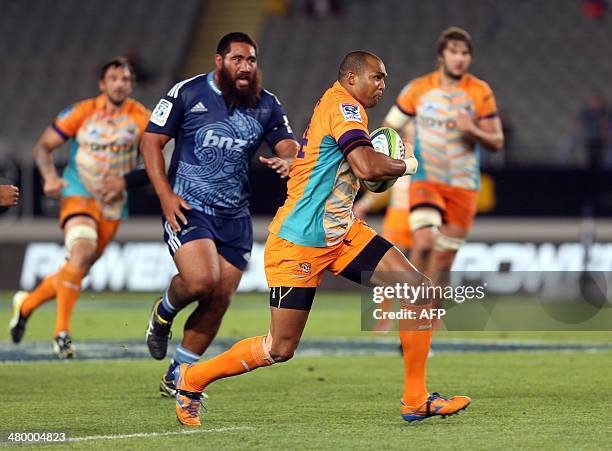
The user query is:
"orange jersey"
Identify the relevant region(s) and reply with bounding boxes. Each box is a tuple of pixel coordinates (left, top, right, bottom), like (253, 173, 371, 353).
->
(396, 71, 497, 190)
(53, 95, 150, 219)
(269, 82, 371, 247)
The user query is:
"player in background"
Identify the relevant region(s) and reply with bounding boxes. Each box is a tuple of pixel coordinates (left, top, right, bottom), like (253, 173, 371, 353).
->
(353, 176, 412, 333)
(142, 32, 298, 398)
(0, 185, 19, 207)
(353, 173, 412, 255)
(9, 57, 151, 358)
(383, 27, 503, 305)
(171, 51, 470, 426)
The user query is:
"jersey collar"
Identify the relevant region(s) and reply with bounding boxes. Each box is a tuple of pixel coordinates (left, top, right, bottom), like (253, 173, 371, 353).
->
(94, 94, 133, 116)
(332, 81, 362, 106)
(207, 71, 222, 96)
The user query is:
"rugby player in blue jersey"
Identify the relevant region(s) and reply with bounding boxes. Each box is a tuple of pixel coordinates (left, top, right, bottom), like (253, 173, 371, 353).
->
(141, 32, 298, 397)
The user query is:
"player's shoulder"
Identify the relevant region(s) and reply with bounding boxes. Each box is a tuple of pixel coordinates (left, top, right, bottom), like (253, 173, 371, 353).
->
(124, 98, 150, 116)
(321, 82, 357, 109)
(463, 73, 494, 94)
(260, 88, 283, 106)
(398, 72, 437, 98)
(166, 73, 208, 99)
(57, 96, 97, 120)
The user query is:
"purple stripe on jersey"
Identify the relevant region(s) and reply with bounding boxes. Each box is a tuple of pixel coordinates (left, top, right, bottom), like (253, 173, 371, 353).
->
(479, 111, 498, 120)
(395, 102, 415, 117)
(52, 123, 69, 140)
(341, 137, 372, 156)
(337, 129, 370, 150)
(337, 129, 371, 156)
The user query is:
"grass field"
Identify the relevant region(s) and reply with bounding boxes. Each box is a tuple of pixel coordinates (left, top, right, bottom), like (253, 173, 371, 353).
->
(1, 291, 612, 449)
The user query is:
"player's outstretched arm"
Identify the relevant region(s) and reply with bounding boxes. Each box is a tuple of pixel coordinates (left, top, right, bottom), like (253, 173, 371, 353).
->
(0, 185, 19, 207)
(259, 139, 299, 179)
(33, 127, 68, 198)
(457, 109, 504, 151)
(346, 145, 417, 181)
(141, 132, 191, 231)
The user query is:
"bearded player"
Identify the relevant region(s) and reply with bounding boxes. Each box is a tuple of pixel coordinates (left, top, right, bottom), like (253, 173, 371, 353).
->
(142, 32, 298, 398)
(170, 50, 471, 426)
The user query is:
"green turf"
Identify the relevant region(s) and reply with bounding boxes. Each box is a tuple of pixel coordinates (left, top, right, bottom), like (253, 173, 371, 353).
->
(1, 291, 611, 343)
(1, 352, 611, 450)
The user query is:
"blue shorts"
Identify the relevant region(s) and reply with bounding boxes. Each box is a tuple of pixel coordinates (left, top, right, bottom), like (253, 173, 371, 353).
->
(163, 209, 253, 271)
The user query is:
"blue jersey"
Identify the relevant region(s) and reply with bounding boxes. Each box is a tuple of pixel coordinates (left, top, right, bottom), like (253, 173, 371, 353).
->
(146, 72, 294, 218)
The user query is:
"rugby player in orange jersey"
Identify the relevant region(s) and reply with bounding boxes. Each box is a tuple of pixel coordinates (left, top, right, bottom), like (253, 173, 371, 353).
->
(383, 27, 503, 312)
(9, 57, 151, 358)
(171, 50, 470, 426)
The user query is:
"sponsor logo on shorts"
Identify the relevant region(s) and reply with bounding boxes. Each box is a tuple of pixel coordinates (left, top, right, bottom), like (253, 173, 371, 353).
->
(299, 262, 311, 273)
(180, 226, 197, 236)
(340, 102, 362, 122)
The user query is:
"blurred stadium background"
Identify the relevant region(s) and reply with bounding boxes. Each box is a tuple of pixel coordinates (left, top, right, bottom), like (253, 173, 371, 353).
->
(1, 1, 612, 448)
(1, 0, 612, 290)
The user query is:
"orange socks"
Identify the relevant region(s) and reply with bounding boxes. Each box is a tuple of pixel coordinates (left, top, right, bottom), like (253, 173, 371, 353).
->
(54, 263, 86, 336)
(21, 272, 59, 317)
(399, 311, 433, 407)
(185, 336, 273, 393)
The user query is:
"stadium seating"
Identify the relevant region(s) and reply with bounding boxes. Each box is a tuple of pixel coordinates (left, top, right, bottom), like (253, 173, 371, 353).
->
(259, 0, 612, 166)
(0, 0, 199, 163)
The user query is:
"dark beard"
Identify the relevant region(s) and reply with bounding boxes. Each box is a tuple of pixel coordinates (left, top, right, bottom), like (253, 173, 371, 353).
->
(218, 66, 262, 109)
(443, 66, 463, 81)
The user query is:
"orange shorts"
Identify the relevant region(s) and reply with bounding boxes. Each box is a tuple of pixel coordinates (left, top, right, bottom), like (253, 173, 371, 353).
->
(382, 207, 412, 250)
(265, 219, 378, 287)
(409, 181, 479, 231)
(59, 196, 121, 255)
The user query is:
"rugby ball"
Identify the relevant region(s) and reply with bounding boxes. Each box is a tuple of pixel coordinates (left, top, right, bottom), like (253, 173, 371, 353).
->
(362, 127, 405, 193)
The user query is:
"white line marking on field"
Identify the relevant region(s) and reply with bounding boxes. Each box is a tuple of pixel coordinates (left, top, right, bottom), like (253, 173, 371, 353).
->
(68, 426, 255, 443)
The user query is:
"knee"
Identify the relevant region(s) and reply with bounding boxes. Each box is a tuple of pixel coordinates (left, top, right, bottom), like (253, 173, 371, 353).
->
(435, 252, 455, 272)
(269, 342, 296, 362)
(412, 232, 436, 259)
(68, 243, 97, 270)
(184, 273, 220, 299)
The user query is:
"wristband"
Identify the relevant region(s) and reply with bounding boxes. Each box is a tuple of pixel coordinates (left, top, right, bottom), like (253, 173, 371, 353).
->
(402, 155, 418, 176)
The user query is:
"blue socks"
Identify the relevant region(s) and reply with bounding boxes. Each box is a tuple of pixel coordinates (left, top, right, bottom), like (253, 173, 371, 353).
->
(165, 345, 202, 382)
(156, 289, 178, 323)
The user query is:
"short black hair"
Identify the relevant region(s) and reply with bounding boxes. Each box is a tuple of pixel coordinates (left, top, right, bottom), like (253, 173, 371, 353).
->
(437, 27, 473, 55)
(99, 56, 135, 81)
(338, 50, 381, 80)
(216, 32, 258, 57)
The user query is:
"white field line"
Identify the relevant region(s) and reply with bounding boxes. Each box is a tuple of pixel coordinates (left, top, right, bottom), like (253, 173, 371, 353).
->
(67, 426, 255, 443)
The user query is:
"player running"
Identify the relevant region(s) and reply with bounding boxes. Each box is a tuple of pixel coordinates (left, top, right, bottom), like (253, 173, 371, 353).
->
(383, 27, 503, 292)
(142, 32, 298, 398)
(9, 57, 151, 358)
(171, 50, 470, 426)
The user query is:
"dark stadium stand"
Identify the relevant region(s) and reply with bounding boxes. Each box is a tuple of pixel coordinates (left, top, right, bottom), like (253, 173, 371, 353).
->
(0, 0, 200, 163)
(258, 0, 612, 167)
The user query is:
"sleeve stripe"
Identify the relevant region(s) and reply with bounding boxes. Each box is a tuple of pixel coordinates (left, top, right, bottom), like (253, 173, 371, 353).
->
(337, 129, 369, 146)
(479, 111, 498, 119)
(167, 74, 206, 98)
(51, 123, 69, 140)
(341, 137, 372, 156)
(395, 102, 415, 116)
